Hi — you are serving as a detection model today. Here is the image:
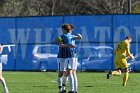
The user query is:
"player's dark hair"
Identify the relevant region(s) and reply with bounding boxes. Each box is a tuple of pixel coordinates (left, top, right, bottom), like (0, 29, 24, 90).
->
(69, 24, 74, 30)
(125, 35, 132, 40)
(61, 24, 74, 32)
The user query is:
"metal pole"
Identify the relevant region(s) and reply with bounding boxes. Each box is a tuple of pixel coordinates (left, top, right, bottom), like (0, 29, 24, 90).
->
(128, 0, 132, 14)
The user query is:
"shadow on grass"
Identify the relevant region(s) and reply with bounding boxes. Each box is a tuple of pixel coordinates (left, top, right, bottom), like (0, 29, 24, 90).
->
(84, 86, 94, 87)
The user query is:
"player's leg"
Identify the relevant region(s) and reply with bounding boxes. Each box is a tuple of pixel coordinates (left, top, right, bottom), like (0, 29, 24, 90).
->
(122, 59, 129, 86)
(123, 68, 129, 86)
(107, 60, 121, 79)
(107, 68, 121, 79)
(73, 70, 78, 93)
(72, 58, 78, 93)
(112, 58, 122, 76)
(67, 69, 74, 93)
(62, 71, 68, 93)
(58, 71, 63, 93)
(57, 58, 65, 93)
(0, 63, 9, 93)
(65, 58, 74, 93)
(112, 68, 121, 76)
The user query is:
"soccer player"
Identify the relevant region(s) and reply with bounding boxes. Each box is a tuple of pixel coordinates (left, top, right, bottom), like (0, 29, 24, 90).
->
(55, 25, 74, 93)
(0, 44, 9, 93)
(61, 24, 81, 93)
(107, 35, 134, 86)
(66, 24, 82, 93)
(56, 24, 82, 93)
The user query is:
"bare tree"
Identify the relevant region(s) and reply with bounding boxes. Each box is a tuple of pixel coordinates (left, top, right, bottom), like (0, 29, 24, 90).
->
(132, 0, 140, 13)
(0, 0, 140, 17)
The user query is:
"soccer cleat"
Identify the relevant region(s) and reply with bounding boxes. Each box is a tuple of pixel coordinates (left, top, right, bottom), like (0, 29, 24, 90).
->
(122, 83, 127, 86)
(62, 90, 66, 93)
(122, 84, 126, 86)
(74, 91, 78, 93)
(123, 84, 126, 86)
(68, 91, 75, 93)
(59, 91, 63, 93)
(107, 70, 112, 79)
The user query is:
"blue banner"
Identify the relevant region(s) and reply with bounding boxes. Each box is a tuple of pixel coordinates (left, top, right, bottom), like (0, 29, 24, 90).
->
(0, 15, 140, 71)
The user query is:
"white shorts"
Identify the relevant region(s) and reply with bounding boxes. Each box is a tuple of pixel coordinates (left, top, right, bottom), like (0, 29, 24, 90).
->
(57, 58, 66, 71)
(0, 63, 2, 71)
(66, 58, 78, 70)
(57, 58, 78, 71)
(74, 58, 78, 70)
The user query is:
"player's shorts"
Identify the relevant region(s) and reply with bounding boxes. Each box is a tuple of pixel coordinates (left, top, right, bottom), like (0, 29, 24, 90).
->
(114, 56, 128, 69)
(73, 58, 78, 70)
(57, 58, 66, 71)
(57, 58, 78, 71)
(65, 58, 78, 70)
(0, 63, 2, 71)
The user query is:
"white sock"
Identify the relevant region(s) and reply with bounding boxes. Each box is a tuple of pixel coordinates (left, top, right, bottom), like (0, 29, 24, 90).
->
(73, 74, 78, 92)
(58, 76, 62, 92)
(0, 77, 9, 93)
(68, 74, 74, 91)
(62, 76, 68, 90)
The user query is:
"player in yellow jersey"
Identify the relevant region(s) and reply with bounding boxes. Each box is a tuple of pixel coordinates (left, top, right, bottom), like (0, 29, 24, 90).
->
(107, 35, 135, 86)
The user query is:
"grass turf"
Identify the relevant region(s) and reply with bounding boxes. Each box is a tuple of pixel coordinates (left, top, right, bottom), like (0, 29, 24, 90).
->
(0, 72, 140, 93)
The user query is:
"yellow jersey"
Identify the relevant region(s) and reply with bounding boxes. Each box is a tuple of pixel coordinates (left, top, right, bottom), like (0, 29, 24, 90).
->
(114, 40, 131, 59)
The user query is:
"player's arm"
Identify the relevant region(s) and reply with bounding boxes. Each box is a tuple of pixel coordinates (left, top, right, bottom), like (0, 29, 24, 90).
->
(59, 42, 75, 48)
(114, 44, 119, 55)
(54, 37, 63, 44)
(126, 44, 134, 59)
(55, 36, 75, 48)
(74, 33, 82, 40)
(114, 48, 117, 55)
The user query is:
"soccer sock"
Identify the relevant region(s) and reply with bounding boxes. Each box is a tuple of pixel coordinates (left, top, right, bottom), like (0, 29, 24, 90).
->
(123, 73, 129, 86)
(68, 74, 74, 91)
(112, 71, 121, 76)
(0, 77, 9, 93)
(58, 76, 62, 92)
(73, 73, 78, 92)
(62, 76, 68, 90)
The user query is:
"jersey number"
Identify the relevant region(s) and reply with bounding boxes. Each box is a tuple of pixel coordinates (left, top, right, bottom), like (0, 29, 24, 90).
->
(116, 42, 122, 51)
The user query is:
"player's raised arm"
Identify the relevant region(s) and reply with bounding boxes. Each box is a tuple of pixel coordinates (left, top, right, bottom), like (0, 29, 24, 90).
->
(74, 33, 82, 40)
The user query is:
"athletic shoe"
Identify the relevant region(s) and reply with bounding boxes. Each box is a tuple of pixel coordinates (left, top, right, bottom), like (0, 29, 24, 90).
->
(68, 91, 74, 93)
(122, 83, 127, 86)
(62, 90, 66, 93)
(107, 70, 112, 79)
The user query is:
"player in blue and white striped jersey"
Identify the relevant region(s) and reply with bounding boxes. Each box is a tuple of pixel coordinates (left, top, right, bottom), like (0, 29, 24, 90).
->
(55, 24, 82, 93)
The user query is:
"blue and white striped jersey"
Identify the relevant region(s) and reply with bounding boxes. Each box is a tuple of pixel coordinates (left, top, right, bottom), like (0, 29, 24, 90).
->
(57, 33, 76, 58)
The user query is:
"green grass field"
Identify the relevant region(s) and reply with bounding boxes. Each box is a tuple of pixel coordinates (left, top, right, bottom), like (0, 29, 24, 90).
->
(1, 72, 140, 93)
